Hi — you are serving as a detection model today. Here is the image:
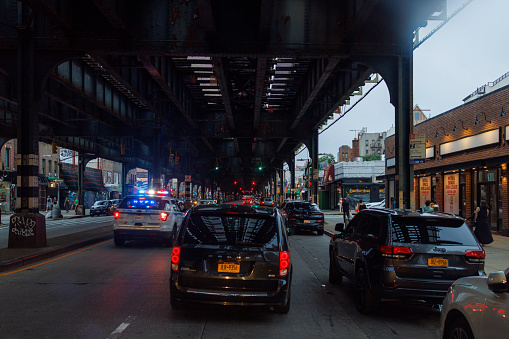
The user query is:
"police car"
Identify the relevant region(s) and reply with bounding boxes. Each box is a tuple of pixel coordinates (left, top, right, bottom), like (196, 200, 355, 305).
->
(113, 190, 183, 246)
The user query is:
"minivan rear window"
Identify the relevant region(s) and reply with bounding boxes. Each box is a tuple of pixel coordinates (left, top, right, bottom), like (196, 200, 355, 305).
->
(391, 217, 477, 246)
(290, 202, 320, 211)
(183, 213, 278, 248)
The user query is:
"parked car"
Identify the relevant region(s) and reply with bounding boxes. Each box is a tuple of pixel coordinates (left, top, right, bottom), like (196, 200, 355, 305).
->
(169, 204, 292, 313)
(282, 201, 324, 235)
(198, 199, 216, 205)
(440, 266, 509, 339)
(329, 208, 485, 313)
(90, 200, 113, 216)
(113, 192, 183, 246)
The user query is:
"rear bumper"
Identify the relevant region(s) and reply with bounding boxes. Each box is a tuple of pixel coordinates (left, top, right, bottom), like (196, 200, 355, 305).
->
(169, 274, 291, 307)
(90, 209, 108, 215)
(288, 221, 324, 231)
(114, 229, 172, 240)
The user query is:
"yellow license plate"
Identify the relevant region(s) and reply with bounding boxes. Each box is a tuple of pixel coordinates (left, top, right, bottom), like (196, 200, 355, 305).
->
(428, 257, 448, 267)
(134, 215, 144, 221)
(304, 220, 310, 223)
(218, 262, 240, 273)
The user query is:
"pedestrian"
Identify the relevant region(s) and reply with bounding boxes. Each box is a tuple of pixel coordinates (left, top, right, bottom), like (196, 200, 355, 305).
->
(422, 200, 434, 212)
(358, 199, 367, 211)
(46, 195, 52, 211)
(342, 198, 350, 224)
(64, 198, 70, 213)
(472, 200, 494, 245)
(74, 197, 79, 214)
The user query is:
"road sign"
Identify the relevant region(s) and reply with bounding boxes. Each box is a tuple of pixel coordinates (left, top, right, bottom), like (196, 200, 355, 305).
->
(185, 175, 191, 182)
(409, 134, 426, 164)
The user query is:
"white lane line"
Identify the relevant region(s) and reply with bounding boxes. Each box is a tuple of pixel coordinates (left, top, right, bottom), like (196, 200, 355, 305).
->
(108, 315, 137, 339)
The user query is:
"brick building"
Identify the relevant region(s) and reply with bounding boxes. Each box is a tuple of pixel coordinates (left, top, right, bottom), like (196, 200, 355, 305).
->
(384, 78, 509, 236)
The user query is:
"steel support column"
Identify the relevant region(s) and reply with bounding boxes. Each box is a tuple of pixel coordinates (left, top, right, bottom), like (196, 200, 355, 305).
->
(77, 154, 94, 215)
(311, 130, 319, 204)
(290, 157, 296, 200)
(9, 5, 46, 248)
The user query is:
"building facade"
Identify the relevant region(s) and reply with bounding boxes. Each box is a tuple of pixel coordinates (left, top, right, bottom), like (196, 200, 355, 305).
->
(384, 79, 509, 236)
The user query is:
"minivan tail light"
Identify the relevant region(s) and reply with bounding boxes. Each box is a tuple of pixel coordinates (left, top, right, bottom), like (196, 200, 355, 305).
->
(114, 211, 120, 219)
(279, 251, 290, 276)
(160, 212, 169, 221)
(171, 247, 181, 271)
(378, 245, 412, 259)
(465, 249, 485, 263)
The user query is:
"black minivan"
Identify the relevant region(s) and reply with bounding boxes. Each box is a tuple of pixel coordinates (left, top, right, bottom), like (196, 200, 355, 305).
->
(169, 204, 292, 313)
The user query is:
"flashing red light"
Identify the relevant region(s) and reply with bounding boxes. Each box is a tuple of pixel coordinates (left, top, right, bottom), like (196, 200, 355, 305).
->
(160, 212, 169, 221)
(114, 211, 120, 219)
(379, 245, 412, 255)
(280, 251, 290, 276)
(171, 247, 181, 271)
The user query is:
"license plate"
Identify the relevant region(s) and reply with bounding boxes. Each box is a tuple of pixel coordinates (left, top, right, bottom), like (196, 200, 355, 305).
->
(304, 220, 310, 223)
(134, 215, 144, 222)
(218, 262, 240, 273)
(428, 257, 448, 267)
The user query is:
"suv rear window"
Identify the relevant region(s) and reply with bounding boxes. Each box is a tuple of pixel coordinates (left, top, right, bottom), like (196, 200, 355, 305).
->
(119, 197, 166, 210)
(183, 213, 278, 248)
(391, 216, 477, 246)
(289, 202, 319, 211)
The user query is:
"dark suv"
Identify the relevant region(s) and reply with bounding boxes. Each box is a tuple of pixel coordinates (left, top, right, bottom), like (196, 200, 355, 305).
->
(329, 209, 485, 313)
(282, 201, 324, 235)
(169, 204, 292, 313)
(90, 200, 113, 216)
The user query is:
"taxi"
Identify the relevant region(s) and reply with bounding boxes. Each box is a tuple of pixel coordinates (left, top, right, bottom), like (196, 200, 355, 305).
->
(113, 190, 183, 246)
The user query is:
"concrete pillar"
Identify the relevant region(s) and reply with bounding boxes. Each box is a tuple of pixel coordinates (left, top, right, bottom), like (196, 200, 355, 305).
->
(311, 130, 319, 204)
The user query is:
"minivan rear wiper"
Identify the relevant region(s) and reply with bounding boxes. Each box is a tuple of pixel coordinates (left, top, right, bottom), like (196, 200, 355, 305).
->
(234, 242, 265, 247)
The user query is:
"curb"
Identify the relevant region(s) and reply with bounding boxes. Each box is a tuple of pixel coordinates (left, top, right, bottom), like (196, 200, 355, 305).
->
(0, 233, 112, 273)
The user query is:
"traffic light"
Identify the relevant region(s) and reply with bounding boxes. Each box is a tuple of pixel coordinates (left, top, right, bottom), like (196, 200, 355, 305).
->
(215, 158, 219, 170)
(169, 153, 174, 163)
(175, 153, 179, 165)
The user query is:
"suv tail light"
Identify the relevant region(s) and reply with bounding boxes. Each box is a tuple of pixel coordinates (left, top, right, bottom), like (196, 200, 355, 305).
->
(171, 247, 181, 271)
(378, 245, 413, 259)
(114, 211, 120, 219)
(279, 251, 290, 276)
(160, 212, 169, 221)
(465, 249, 485, 263)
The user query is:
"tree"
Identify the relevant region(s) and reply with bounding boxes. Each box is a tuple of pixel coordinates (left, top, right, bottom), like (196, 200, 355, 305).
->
(361, 155, 381, 161)
(318, 153, 335, 165)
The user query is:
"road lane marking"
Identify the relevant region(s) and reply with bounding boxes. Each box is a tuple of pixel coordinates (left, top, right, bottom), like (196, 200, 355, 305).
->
(0, 239, 112, 276)
(108, 316, 137, 338)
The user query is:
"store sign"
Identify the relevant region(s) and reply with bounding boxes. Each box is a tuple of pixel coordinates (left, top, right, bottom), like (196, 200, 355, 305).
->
(443, 173, 459, 215)
(185, 175, 191, 182)
(409, 134, 426, 164)
(419, 177, 431, 208)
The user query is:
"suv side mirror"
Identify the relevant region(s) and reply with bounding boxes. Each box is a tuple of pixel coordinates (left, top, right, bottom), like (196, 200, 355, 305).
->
(335, 223, 345, 232)
(488, 271, 508, 293)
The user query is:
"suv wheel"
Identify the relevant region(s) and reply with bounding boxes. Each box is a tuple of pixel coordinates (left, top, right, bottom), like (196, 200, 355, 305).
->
(356, 267, 377, 314)
(329, 252, 342, 284)
(274, 287, 291, 313)
(114, 235, 125, 246)
(445, 316, 474, 339)
(317, 229, 324, 236)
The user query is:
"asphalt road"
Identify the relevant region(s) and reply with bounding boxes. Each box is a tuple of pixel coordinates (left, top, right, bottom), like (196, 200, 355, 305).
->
(0, 231, 441, 338)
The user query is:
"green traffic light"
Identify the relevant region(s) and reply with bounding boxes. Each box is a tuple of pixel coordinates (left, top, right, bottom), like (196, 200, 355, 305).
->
(215, 166, 219, 170)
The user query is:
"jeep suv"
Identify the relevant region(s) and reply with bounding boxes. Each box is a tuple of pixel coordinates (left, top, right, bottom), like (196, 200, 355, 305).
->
(329, 209, 485, 313)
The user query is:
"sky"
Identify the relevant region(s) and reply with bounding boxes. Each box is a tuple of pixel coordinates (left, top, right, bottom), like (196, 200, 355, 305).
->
(297, 0, 509, 164)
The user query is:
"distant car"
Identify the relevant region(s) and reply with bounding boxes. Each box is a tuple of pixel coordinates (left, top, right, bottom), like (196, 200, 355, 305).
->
(90, 200, 113, 216)
(329, 208, 485, 313)
(441, 267, 509, 339)
(366, 199, 385, 209)
(169, 204, 292, 313)
(282, 201, 324, 235)
(198, 199, 216, 205)
(113, 192, 183, 246)
(260, 197, 275, 207)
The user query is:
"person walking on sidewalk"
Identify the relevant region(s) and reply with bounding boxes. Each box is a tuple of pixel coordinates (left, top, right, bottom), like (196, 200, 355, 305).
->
(46, 196, 52, 211)
(358, 200, 366, 211)
(342, 198, 350, 224)
(473, 200, 494, 245)
(64, 198, 70, 213)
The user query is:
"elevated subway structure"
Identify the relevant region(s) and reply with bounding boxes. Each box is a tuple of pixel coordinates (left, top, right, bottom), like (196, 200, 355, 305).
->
(0, 0, 445, 247)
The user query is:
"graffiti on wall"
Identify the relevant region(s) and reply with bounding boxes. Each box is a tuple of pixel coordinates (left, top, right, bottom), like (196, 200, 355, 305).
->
(11, 215, 36, 237)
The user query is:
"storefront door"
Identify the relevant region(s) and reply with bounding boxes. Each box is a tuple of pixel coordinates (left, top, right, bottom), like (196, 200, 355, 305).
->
(478, 183, 498, 232)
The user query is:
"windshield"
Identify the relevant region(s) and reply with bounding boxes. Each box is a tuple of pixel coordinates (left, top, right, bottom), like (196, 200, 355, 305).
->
(183, 213, 278, 248)
(391, 216, 477, 246)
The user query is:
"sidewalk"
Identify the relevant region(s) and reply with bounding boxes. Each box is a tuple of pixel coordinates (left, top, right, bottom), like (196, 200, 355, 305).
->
(0, 208, 113, 273)
(322, 210, 509, 274)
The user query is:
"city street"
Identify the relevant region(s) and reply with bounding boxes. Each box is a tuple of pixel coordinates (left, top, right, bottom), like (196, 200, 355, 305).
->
(0, 229, 441, 338)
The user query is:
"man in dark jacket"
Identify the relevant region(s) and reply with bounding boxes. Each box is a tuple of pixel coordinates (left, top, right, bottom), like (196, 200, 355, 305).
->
(342, 199, 350, 224)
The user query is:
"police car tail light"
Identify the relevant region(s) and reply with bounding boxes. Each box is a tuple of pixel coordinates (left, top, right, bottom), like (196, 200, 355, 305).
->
(465, 249, 485, 263)
(279, 251, 290, 276)
(114, 211, 120, 219)
(160, 212, 169, 221)
(171, 247, 181, 271)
